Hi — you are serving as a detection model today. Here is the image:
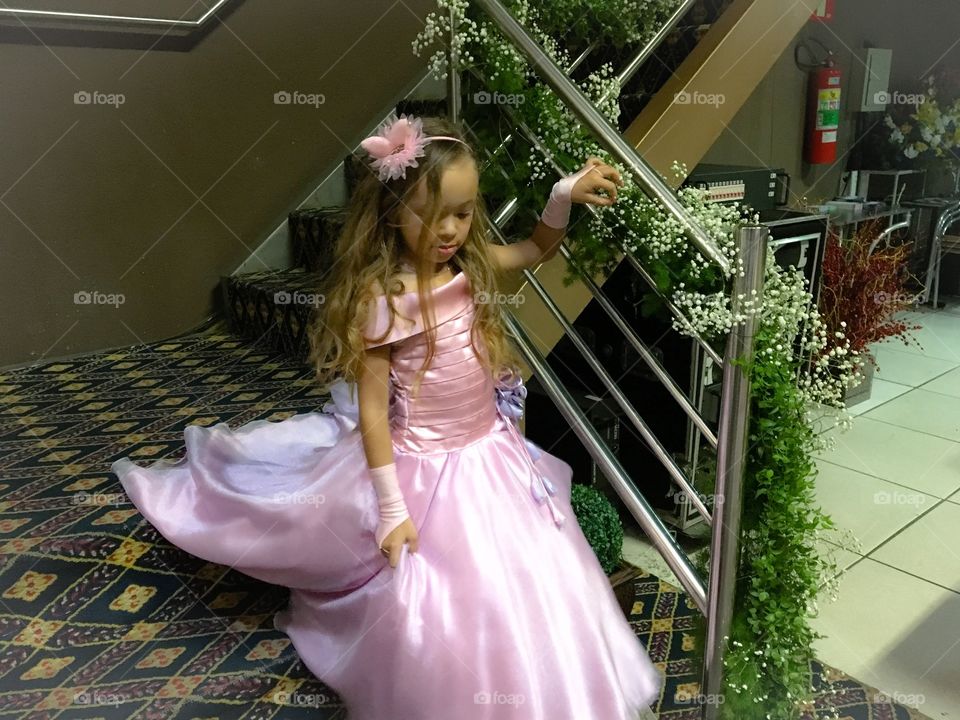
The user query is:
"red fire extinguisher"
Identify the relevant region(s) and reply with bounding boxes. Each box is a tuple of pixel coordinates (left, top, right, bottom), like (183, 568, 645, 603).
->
(804, 63, 842, 164)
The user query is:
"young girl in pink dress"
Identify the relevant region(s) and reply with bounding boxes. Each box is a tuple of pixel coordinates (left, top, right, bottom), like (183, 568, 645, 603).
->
(112, 113, 663, 719)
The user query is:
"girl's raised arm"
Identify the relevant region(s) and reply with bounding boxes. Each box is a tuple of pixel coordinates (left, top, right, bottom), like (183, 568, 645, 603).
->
(489, 156, 622, 273)
(488, 220, 565, 273)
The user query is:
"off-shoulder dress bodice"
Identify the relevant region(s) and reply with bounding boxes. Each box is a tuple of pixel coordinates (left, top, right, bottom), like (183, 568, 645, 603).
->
(362, 271, 498, 454)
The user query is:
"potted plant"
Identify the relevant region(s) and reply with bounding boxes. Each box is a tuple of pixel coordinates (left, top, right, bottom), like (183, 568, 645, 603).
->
(570, 483, 644, 617)
(818, 219, 923, 404)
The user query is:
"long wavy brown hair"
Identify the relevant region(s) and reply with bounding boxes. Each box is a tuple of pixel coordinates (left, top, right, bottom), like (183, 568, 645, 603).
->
(307, 116, 522, 399)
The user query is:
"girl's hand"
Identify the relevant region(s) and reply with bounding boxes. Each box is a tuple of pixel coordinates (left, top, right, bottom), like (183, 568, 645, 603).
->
(379, 517, 419, 568)
(570, 156, 623, 207)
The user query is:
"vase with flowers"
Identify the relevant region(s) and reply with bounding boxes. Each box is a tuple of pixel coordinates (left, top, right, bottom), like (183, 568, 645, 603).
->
(881, 70, 960, 194)
(818, 220, 923, 404)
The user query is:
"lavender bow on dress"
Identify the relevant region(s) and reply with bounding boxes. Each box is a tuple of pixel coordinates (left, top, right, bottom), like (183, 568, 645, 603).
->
(493, 371, 564, 528)
(494, 370, 527, 422)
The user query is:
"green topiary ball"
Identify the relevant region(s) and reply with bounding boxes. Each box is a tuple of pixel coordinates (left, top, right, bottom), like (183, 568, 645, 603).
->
(570, 483, 624, 575)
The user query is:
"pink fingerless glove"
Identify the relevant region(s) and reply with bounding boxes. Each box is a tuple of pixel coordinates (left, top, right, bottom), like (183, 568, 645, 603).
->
(538, 163, 601, 229)
(368, 462, 410, 549)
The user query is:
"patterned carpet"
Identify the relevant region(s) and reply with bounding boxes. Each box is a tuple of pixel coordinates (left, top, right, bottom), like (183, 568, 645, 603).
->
(0, 333, 931, 719)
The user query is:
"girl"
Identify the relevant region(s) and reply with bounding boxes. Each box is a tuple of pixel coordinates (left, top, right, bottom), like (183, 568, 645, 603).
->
(112, 113, 663, 719)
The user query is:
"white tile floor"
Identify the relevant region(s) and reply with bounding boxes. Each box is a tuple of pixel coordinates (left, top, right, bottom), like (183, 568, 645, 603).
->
(621, 295, 960, 719)
(811, 297, 960, 720)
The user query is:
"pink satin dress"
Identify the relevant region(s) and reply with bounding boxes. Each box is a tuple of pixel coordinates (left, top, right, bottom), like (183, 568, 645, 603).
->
(112, 269, 662, 719)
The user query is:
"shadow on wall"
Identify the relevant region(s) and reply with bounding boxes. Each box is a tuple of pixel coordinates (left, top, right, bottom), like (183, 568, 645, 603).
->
(0, 0, 436, 367)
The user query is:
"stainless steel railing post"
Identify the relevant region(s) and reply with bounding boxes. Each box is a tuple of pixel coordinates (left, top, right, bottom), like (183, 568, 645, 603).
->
(702, 225, 768, 718)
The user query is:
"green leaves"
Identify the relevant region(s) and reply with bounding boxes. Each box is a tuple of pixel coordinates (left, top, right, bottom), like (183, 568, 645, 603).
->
(570, 483, 624, 575)
(720, 327, 837, 717)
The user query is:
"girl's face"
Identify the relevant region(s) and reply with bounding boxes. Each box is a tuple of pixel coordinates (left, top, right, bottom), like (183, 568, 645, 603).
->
(395, 155, 479, 271)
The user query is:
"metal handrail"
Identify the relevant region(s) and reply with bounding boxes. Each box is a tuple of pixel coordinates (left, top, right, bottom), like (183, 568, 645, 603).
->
(479, 42, 597, 172)
(0, 1, 231, 27)
(457, 1, 763, 709)
(453, 0, 723, 524)
(482, 0, 699, 171)
(466, 66, 725, 368)
(482, 183, 722, 445)
(474, 0, 731, 274)
(504, 313, 708, 611)
(559, 245, 719, 448)
(486, 219, 715, 526)
(464, 12, 726, 369)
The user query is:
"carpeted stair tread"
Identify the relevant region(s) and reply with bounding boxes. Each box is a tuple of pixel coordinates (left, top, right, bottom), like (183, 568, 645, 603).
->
(220, 268, 322, 362)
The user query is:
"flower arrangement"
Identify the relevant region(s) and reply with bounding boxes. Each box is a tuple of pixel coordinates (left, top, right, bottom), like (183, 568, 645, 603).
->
(883, 72, 960, 163)
(818, 220, 923, 380)
(414, 2, 860, 716)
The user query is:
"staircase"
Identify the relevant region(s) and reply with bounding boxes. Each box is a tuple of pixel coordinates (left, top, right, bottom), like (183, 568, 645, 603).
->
(513, 0, 814, 370)
(219, 103, 434, 359)
(221, 207, 346, 362)
(222, 0, 809, 366)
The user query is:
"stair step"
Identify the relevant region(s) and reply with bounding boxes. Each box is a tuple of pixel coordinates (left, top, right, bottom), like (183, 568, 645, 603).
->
(344, 151, 374, 202)
(220, 268, 323, 362)
(288, 206, 347, 274)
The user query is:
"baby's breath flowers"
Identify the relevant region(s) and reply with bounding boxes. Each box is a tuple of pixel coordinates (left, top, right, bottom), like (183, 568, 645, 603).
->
(414, 3, 858, 716)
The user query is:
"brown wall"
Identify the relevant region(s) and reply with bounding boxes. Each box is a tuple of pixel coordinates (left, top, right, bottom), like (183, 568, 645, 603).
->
(701, 0, 960, 204)
(0, 0, 435, 367)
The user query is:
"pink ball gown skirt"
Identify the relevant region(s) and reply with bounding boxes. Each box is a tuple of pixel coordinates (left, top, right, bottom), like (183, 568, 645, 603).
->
(112, 270, 662, 719)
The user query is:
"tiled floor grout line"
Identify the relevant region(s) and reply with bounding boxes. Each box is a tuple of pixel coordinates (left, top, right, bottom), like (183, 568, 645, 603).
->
(864, 552, 960, 598)
(813, 456, 960, 502)
(852, 350, 960, 436)
(844, 385, 916, 418)
(856, 411, 960, 444)
(876, 344, 960, 364)
(817, 548, 960, 599)
(820, 490, 947, 562)
(874, 363, 960, 392)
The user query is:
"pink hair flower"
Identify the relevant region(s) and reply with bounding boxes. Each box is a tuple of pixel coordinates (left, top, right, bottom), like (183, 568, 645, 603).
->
(360, 114, 428, 182)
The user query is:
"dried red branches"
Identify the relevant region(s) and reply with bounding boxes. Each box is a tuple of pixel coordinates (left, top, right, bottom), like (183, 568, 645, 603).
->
(818, 219, 923, 361)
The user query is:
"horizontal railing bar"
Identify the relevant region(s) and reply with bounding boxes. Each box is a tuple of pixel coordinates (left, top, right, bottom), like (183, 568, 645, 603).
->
(558, 244, 719, 448)
(463, 72, 725, 368)
(610, 0, 700, 94)
(620, 252, 724, 366)
(479, 42, 595, 175)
